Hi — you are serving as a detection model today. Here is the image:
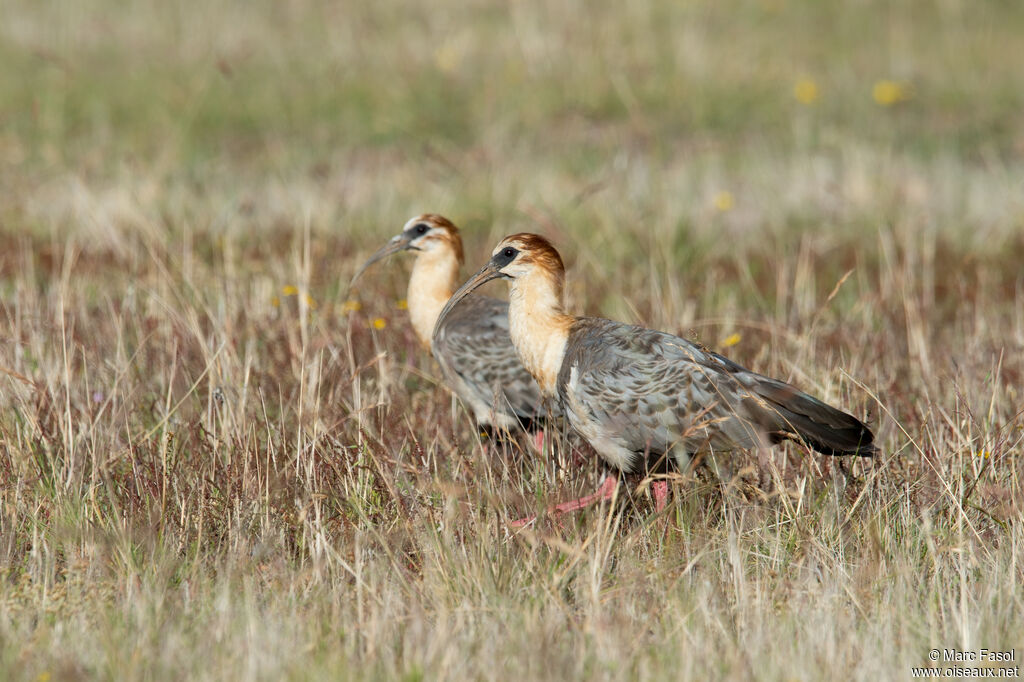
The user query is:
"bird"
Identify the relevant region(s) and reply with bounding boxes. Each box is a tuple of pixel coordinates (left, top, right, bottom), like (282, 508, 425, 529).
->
(351, 215, 555, 440)
(437, 233, 877, 522)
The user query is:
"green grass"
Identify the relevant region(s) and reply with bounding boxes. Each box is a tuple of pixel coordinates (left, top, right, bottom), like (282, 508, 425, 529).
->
(2, 0, 1024, 679)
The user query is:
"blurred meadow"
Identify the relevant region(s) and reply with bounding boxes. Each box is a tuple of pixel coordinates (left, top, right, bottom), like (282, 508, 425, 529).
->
(2, 0, 1024, 679)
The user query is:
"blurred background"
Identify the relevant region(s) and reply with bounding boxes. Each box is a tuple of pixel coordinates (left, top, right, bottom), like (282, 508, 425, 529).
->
(3, 0, 1021, 263)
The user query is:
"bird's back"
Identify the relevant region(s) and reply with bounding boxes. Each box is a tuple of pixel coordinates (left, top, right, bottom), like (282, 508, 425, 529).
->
(432, 294, 554, 429)
(556, 317, 874, 472)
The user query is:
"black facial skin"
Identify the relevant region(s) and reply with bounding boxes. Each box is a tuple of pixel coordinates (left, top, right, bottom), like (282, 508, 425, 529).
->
(492, 246, 519, 268)
(398, 223, 431, 251)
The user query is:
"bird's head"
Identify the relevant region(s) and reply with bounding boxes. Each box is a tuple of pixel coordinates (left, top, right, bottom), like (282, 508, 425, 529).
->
(483, 233, 565, 282)
(435, 233, 565, 335)
(351, 214, 464, 285)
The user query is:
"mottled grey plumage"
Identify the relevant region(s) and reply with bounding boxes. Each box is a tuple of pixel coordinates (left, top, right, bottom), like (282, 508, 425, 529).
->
(433, 294, 554, 429)
(557, 317, 876, 474)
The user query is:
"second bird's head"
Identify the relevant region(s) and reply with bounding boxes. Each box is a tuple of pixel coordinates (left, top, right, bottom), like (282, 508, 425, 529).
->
(351, 214, 464, 284)
(436, 233, 565, 332)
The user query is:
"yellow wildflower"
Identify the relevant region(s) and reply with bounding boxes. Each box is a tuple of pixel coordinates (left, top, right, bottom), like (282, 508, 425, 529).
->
(304, 293, 317, 309)
(434, 45, 460, 73)
(271, 295, 280, 308)
(793, 78, 819, 105)
(341, 299, 362, 313)
(714, 191, 734, 212)
(372, 317, 387, 330)
(975, 450, 991, 459)
(720, 333, 741, 348)
(282, 285, 299, 296)
(872, 80, 909, 106)
(396, 299, 408, 310)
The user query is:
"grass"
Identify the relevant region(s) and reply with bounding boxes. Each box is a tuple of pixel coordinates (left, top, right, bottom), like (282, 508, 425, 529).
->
(2, 0, 1024, 679)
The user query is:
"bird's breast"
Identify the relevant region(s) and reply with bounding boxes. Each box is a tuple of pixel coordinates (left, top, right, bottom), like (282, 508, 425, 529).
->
(562, 364, 638, 472)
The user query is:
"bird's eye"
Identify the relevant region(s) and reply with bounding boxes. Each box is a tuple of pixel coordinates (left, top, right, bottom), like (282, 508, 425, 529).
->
(414, 223, 429, 235)
(493, 245, 519, 267)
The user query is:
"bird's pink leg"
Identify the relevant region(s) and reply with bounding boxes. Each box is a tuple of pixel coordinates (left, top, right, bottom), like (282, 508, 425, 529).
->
(532, 428, 545, 453)
(550, 474, 619, 513)
(510, 474, 619, 527)
(652, 480, 670, 512)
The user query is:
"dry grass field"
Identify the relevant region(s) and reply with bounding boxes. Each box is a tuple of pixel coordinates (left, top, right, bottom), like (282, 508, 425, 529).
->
(2, 0, 1024, 679)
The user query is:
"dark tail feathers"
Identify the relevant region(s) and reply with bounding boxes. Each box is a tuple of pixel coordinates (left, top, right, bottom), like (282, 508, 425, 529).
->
(752, 377, 876, 457)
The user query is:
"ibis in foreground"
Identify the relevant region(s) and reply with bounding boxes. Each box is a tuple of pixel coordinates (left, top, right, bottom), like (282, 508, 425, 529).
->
(437, 233, 876, 522)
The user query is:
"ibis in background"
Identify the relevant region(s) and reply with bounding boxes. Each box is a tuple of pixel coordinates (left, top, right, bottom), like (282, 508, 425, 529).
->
(352, 216, 555, 439)
(437, 233, 876, 522)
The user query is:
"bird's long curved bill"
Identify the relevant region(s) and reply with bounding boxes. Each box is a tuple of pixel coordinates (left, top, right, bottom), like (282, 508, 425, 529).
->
(349, 237, 408, 288)
(434, 262, 504, 338)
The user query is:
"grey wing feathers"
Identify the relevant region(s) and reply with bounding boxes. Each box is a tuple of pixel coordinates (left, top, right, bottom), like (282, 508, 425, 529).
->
(432, 294, 553, 426)
(558, 318, 874, 462)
